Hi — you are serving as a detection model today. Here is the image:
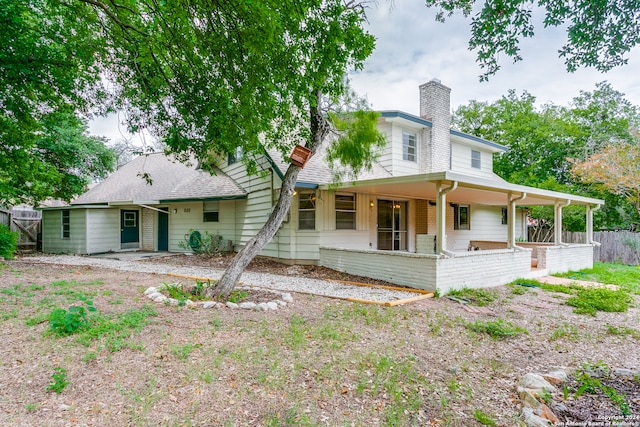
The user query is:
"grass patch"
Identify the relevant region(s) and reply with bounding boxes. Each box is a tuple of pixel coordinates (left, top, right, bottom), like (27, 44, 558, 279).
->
(550, 322, 581, 341)
(566, 288, 633, 316)
(473, 409, 497, 426)
(573, 362, 631, 415)
(606, 324, 640, 340)
(446, 287, 497, 306)
(466, 318, 527, 339)
(555, 262, 640, 294)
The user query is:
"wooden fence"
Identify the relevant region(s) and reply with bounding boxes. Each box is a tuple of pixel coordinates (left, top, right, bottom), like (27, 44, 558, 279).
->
(563, 231, 640, 265)
(0, 208, 42, 250)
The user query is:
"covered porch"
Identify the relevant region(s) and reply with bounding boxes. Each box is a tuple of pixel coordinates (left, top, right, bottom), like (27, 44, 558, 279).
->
(318, 171, 603, 292)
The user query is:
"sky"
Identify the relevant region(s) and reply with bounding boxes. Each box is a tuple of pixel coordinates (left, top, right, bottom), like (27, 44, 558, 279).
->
(89, 1, 640, 143)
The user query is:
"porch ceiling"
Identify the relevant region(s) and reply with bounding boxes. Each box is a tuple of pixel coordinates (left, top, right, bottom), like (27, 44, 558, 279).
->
(322, 171, 604, 207)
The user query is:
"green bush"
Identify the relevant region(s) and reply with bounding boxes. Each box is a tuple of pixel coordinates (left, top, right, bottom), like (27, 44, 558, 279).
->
(0, 224, 18, 259)
(178, 229, 225, 256)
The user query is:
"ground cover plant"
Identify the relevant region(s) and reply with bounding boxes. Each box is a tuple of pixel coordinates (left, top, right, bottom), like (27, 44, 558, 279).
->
(0, 259, 638, 426)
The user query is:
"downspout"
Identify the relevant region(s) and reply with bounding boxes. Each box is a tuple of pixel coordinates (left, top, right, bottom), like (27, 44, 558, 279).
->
(586, 204, 601, 246)
(436, 181, 458, 257)
(554, 199, 571, 246)
(508, 192, 527, 250)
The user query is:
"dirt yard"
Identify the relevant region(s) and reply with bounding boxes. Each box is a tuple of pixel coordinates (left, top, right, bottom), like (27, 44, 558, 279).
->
(0, 257, 638, 426)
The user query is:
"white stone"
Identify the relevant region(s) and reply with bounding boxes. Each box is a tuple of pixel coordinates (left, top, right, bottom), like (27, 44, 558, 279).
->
(264, 302, 278, 311)
(143, 287, 157, 296)
(185, 300, 195, 306)
(276, 300, 287, 307)
(58, 404, 71, 411)
(226, 302, 238, 309)
(281, 293, 293, 303)
(521, 408, 552, 427)
(152, 294, 168, 303)
(168, 298, 180, 306)
(239, 302, 257, 310)
(543, 369, 568, 385)
(517, 373, 556, 398)
(612, 368, 636, 378)
(147, 291, 163, 300)
(202, 301, 217, 309)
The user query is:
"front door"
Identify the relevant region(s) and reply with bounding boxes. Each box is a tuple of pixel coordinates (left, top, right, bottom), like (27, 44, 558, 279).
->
(157, 207, 169, 251)
(120, 210, 140, 249)
(377, 200, 407, 251)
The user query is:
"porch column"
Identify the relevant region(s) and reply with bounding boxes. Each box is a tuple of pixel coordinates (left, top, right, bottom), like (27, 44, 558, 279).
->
(436, 181, 457, 255)
(554, 200, 570, 245)
(507, 192, 526, 249)
(586, 204, 601, 246)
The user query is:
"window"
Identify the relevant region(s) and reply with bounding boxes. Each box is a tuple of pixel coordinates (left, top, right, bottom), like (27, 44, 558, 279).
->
(123, 211, 137, 227)
(335, 194, 356, 230)
(453, 204, 470, 230)
(501, 207, 508, 225)
(471, 150, 481, 169)
(402, 131, 417, 162)
(298, 191, 316, 230)
(228, 146, 243, 164)
(203, 201, 219, 222)
(61, 210, 70, 238)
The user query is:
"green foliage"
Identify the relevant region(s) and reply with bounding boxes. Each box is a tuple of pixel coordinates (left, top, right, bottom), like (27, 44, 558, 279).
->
(178, 230, 226, 256)
(574, 362, 631, 415)
(0, 225, 18, 259)
(473, 409, 497, 426)
(566, 287, 633, 316)
(46, 367, 69, 393)
(606, 324, 640, 340)
(49, 297, 97, 336)
(447, 287, 497, 306)
(227, 290, 248, 304)
(466, 318, 527, 339)
(425, 0, 640, 79)
(556, 263, 640, 294)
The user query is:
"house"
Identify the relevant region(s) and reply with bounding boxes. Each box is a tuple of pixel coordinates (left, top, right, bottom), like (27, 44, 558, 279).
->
(41, 79, 604, 293)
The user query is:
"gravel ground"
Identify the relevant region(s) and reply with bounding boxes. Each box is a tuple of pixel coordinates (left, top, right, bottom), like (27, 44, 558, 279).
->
(21, 254, 425, 303)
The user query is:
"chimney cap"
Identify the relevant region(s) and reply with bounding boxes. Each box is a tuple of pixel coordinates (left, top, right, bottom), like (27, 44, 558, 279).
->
(430, 78, 442, 84)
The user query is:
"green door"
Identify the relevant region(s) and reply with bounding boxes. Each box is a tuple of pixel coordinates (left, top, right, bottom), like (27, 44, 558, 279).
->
(158, 208, 169, 251)
(120, 210, 139, 249)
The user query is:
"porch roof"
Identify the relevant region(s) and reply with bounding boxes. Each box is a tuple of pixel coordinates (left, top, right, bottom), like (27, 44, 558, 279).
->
(320, 171, 604, 207)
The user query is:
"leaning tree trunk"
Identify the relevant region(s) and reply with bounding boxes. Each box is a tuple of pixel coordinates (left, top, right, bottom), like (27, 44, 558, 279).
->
(209, 91, 330, 299)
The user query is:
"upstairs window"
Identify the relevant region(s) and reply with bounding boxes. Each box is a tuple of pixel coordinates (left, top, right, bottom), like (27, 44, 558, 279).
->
(61, 210, 70, 238)
(402, 131, 417, 162)
(453, 204, 470, 230)
(203, 201, 219, 222)
(228, 146, 243, 164)
(471, 150, 481, 169)
(298, 191, 316, 230)
(335, 194, 356, 230)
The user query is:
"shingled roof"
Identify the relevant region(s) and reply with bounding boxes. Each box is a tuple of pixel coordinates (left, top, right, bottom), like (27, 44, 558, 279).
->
(72, 153, 246, 205)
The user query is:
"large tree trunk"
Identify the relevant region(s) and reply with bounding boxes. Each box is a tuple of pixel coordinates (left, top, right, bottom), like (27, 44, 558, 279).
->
(210, 91, 329, 299)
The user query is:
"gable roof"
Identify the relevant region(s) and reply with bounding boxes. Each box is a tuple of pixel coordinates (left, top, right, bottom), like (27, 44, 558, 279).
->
(72, 153, 246, 205)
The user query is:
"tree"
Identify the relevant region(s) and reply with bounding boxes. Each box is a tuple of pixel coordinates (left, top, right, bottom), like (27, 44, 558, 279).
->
(571, 137, 640, 226)
(0, 0, 115, 205)
(425, 0, 640, 79)
(77, 0, 382, 297)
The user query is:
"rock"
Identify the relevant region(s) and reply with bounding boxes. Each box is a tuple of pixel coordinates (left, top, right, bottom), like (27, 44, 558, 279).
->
(612, 368, 636, 378)
(167, 298, 180, 306)
(517, 373, 556, 398)
(520, 390, 542, 409)
(226, 302, 238, 309)
(147, 291, 163, 300)
(264, 301, 278, 311)
(152, 294, 168, 303)
(543, 369, 568, 385)
(281, 293, 293, 303)
(276, 300, 287, 307)
(537, 403, 559, 424)
(185, 300, 195, 306)
(239, 302, 257, 310)
(522, 408, 552, 427)
(202, 301, 217, 309)
(143, 287, 157, 296)
(58, 404, 71, 411)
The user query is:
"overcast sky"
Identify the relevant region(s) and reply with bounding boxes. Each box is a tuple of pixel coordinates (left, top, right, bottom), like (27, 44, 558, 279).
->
(89, 2, 640, 143)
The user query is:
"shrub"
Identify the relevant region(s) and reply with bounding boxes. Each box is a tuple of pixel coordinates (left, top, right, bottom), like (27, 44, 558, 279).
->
(49, 297, 97, 335)
(178, 229, 225, 256)
(0, 224, 18, 259)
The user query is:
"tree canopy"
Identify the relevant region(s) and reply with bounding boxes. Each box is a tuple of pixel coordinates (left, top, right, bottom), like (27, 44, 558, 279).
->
(425, 0, 640, 79)
(452, 82, 640, 230)
(0, 0, 115, 205)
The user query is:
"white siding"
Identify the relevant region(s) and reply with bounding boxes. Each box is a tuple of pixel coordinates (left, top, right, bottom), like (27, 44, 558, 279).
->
(450, 141, 495, 178)
(42, 209, 88, 254)
(167, 201, 237, 252)
(86, 209, 119, 254)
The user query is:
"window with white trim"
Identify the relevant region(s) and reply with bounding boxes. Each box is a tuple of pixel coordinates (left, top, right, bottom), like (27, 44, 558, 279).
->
(203, 201, 219, 222)
(402, 131, 417, 162)
(335, 193, 356, 230)
(471, 150, 481, 169)
(61, 210, 70, 238)
(453, 204, 470, 230)
(298, 191, 316, 230)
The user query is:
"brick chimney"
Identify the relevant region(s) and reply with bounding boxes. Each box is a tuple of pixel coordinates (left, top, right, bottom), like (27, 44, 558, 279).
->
(419, 79, 451, 173)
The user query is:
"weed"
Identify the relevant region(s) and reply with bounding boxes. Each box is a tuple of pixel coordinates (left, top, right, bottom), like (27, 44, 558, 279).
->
(0, 309, 18, 321)
(447, 287, 497, 306)
(467, 318, 527, 339)
(550, 322, 581, 341)
(509, 278, 541, 288)
(171, 343, 196, 361)
(228, 289, 248, 303)
(284, 315, 307, 350)
(606, 324, 640, 340)
(200, 371, 214, 384)
(556, 263, 640, 294)
(46, 367, 69, 393)
(473, 409, 497, 426)
(24, 403, 38, 412)
(566, 287, 632, 316)
(49, 297, 96, 336)
(574, 362, 630, 415)
(507, 283, 528, 295)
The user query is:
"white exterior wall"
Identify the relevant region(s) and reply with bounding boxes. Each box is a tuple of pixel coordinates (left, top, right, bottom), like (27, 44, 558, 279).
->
(450, 142, 495, 179)
(42, 209, 88, 254)
(536, 244, 594, 274)
(167, 201, 237, 252)
(319, 247, 532, 293)
(86, 209, 120, 254)
(376, 121, 423, 176)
